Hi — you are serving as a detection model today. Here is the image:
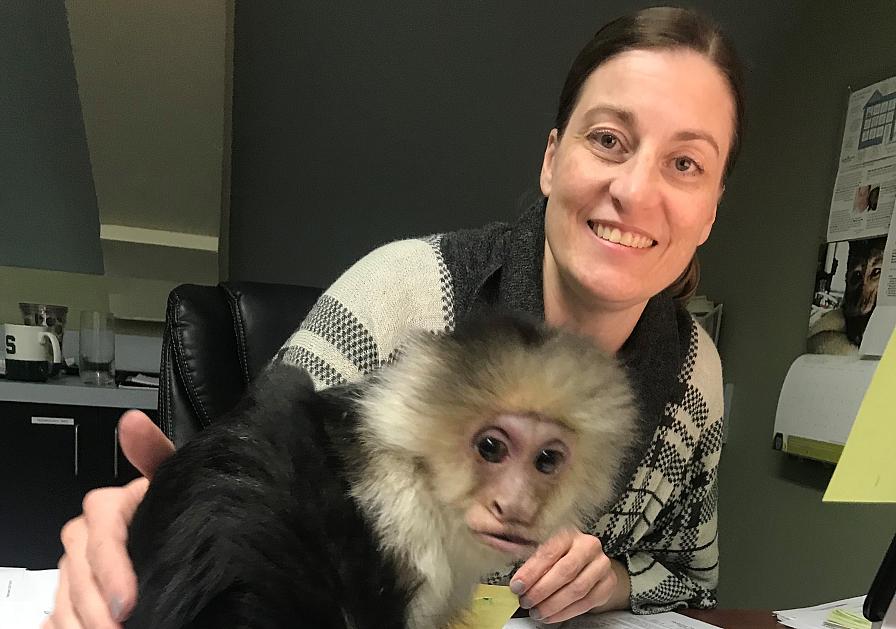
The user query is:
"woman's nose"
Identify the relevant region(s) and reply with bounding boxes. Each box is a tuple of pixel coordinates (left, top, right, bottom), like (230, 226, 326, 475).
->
(608, 151, 662, 214)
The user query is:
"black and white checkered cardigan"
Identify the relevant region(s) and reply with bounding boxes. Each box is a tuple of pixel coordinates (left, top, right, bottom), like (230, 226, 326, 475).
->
(277, 201, 724, 614)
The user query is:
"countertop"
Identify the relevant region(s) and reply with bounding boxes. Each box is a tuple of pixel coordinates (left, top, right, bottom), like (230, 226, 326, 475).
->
(0, 375, 157, 410)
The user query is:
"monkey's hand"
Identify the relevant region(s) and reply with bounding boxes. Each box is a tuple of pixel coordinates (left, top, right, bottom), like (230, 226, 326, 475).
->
(509, 528, 631, 623)
(43, 411, 175, 629)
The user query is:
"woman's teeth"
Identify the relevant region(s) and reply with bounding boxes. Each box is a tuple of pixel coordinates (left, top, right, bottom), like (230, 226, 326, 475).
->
(590, 222, 654, 249)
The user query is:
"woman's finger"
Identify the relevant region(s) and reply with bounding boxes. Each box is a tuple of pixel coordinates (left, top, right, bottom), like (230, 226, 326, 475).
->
(117, 411, 174, 480)
(529, 552, 614, 622)
(82, 479, 149, 622)
(50, 519, 120, 629)
(510, 528, 578, 597)
(517, 532, 601, 609)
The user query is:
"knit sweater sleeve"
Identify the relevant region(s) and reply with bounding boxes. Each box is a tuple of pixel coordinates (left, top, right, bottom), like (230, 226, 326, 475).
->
(625, 322, 724, 613)
(275, 237, 452, 389)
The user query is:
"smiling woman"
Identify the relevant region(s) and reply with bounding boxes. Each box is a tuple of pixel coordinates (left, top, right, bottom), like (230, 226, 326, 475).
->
(47, 7, 744, 629)
(541, 48, 734, 349)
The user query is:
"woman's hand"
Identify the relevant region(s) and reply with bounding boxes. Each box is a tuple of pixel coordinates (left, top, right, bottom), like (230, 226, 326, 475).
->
(510, 528, 630, 623)
(43, 410, 175, 629)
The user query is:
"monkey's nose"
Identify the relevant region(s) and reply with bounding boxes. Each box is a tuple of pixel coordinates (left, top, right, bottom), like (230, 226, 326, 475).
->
(490, 495, 537, 526)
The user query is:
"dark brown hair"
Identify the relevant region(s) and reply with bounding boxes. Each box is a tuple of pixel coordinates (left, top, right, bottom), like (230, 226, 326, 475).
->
(554, 6, 744, 302)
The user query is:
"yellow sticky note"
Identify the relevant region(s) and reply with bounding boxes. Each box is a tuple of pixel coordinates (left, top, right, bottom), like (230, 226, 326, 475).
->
(449, 585, 520, 629)
(824, 328, 896, 503)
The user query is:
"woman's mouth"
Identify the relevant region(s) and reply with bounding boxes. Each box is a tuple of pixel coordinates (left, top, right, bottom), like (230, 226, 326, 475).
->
(587, 220, 656, 249)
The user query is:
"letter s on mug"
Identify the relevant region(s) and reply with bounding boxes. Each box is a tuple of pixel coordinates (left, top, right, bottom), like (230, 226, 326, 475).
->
(5, 335, 14, 355)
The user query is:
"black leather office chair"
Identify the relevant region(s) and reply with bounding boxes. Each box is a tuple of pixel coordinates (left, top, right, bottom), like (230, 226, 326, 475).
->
(158, 281, 323, 448)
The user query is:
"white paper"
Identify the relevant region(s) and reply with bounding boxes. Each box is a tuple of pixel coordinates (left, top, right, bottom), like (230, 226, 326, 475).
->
(861, 201, 896, 355)
(838, 77, 896, 170)
(0, 568, 58, 628)
(503, 611, 720, 628)
(827, 157, 896, 241)
(774, 354, 878, 448)
(828, 75, 896, 241)
(774, 595, 865, 629)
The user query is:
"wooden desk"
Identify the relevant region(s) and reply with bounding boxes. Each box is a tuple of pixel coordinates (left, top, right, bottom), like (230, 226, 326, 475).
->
(679, 608, 786, 628)
(509, 607, 785, 627)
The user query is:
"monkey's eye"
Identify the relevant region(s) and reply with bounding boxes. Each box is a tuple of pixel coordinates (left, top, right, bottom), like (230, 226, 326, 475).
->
(534, 449, 564, 474)
(476, 436, 508, 463)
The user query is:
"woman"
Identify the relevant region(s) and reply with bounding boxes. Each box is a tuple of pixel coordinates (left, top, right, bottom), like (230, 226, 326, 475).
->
(45, 6, 744, 627)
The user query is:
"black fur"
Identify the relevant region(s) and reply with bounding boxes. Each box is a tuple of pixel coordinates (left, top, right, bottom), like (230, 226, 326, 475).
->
(125, 366, 410, 629)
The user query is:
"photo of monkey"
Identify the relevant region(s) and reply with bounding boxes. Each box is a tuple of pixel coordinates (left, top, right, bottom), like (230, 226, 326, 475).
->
(124, 314, 637, 629)
(807, 236, 886, 355)
(852, 185, 882, 215)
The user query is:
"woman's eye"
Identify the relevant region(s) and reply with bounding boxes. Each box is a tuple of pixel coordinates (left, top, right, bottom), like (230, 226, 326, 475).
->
(673, 156, 701, 174)
(591, 132, 619, 150)
(477, 437, 508, 463)
(534, 449, 564, 474)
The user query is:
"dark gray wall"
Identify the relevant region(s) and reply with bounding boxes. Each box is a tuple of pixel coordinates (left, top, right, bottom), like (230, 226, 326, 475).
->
(699, 2, 896, 608)
(228, 1, 789, 288)
(228, 1, 896, 609)
(0, 1, 103, 274)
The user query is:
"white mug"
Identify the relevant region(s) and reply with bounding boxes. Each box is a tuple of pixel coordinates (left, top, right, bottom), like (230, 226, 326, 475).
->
(3, 323, 62, 382)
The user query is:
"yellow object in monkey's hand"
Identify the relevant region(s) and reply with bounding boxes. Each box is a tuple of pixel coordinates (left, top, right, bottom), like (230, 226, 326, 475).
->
(449, 585, 520, 629)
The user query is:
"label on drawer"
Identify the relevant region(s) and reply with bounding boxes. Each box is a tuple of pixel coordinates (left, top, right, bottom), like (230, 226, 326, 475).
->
(31, 416, 75, 426)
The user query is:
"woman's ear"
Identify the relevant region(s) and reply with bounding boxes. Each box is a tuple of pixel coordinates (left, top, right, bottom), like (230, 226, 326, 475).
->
(698, 204, 718, 246)
(698, 183, 725, 245)
(540, 129, 559, 197)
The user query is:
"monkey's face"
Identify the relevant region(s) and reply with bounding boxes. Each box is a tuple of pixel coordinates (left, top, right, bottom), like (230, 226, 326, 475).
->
(460, 413, 577, 559)
(843, 245, 884, 317)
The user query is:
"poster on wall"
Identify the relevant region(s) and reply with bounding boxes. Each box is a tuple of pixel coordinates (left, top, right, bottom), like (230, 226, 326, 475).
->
(807, 233, 887, 356)
(836, 75, 896, 169)
(827, 75, 896, 241)
(826, 155, 896, 241)
(860, 206, 896, 355)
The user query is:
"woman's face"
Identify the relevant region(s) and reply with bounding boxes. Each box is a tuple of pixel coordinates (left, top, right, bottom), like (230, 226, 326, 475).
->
(541, 48, 734, 312)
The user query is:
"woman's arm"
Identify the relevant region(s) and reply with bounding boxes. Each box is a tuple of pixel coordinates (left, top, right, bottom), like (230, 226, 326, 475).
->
(625, 323, 725, 613)
(44, 412, 175, 629)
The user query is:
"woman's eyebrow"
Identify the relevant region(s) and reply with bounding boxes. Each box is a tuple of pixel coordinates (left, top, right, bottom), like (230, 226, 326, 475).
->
(672, 130, 720, 156)
(580, 106, 721, 156)
(581, 104, 635, 127)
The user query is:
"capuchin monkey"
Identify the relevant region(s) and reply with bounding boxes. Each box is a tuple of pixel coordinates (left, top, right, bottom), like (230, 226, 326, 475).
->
(125, 314, 636, 629)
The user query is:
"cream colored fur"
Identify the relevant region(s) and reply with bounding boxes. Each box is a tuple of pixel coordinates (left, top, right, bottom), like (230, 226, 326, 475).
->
(352, 322, 636, 628)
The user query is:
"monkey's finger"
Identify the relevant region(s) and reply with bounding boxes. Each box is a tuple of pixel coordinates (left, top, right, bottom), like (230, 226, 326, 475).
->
(82, 480, 149, 623)
(528, 552, 613, 622)
(56, 520, 121, 629)
(118, 410, 175, 480)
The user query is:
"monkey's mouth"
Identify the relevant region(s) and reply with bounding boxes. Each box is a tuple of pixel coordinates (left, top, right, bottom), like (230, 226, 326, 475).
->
(473, 531, 537, 557)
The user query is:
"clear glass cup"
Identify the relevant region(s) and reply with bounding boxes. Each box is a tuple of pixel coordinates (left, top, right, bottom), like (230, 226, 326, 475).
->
(79, 311, 115, 387)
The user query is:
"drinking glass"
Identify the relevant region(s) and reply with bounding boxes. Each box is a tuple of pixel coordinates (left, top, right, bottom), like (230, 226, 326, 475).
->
(79, 311, 115, 387)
